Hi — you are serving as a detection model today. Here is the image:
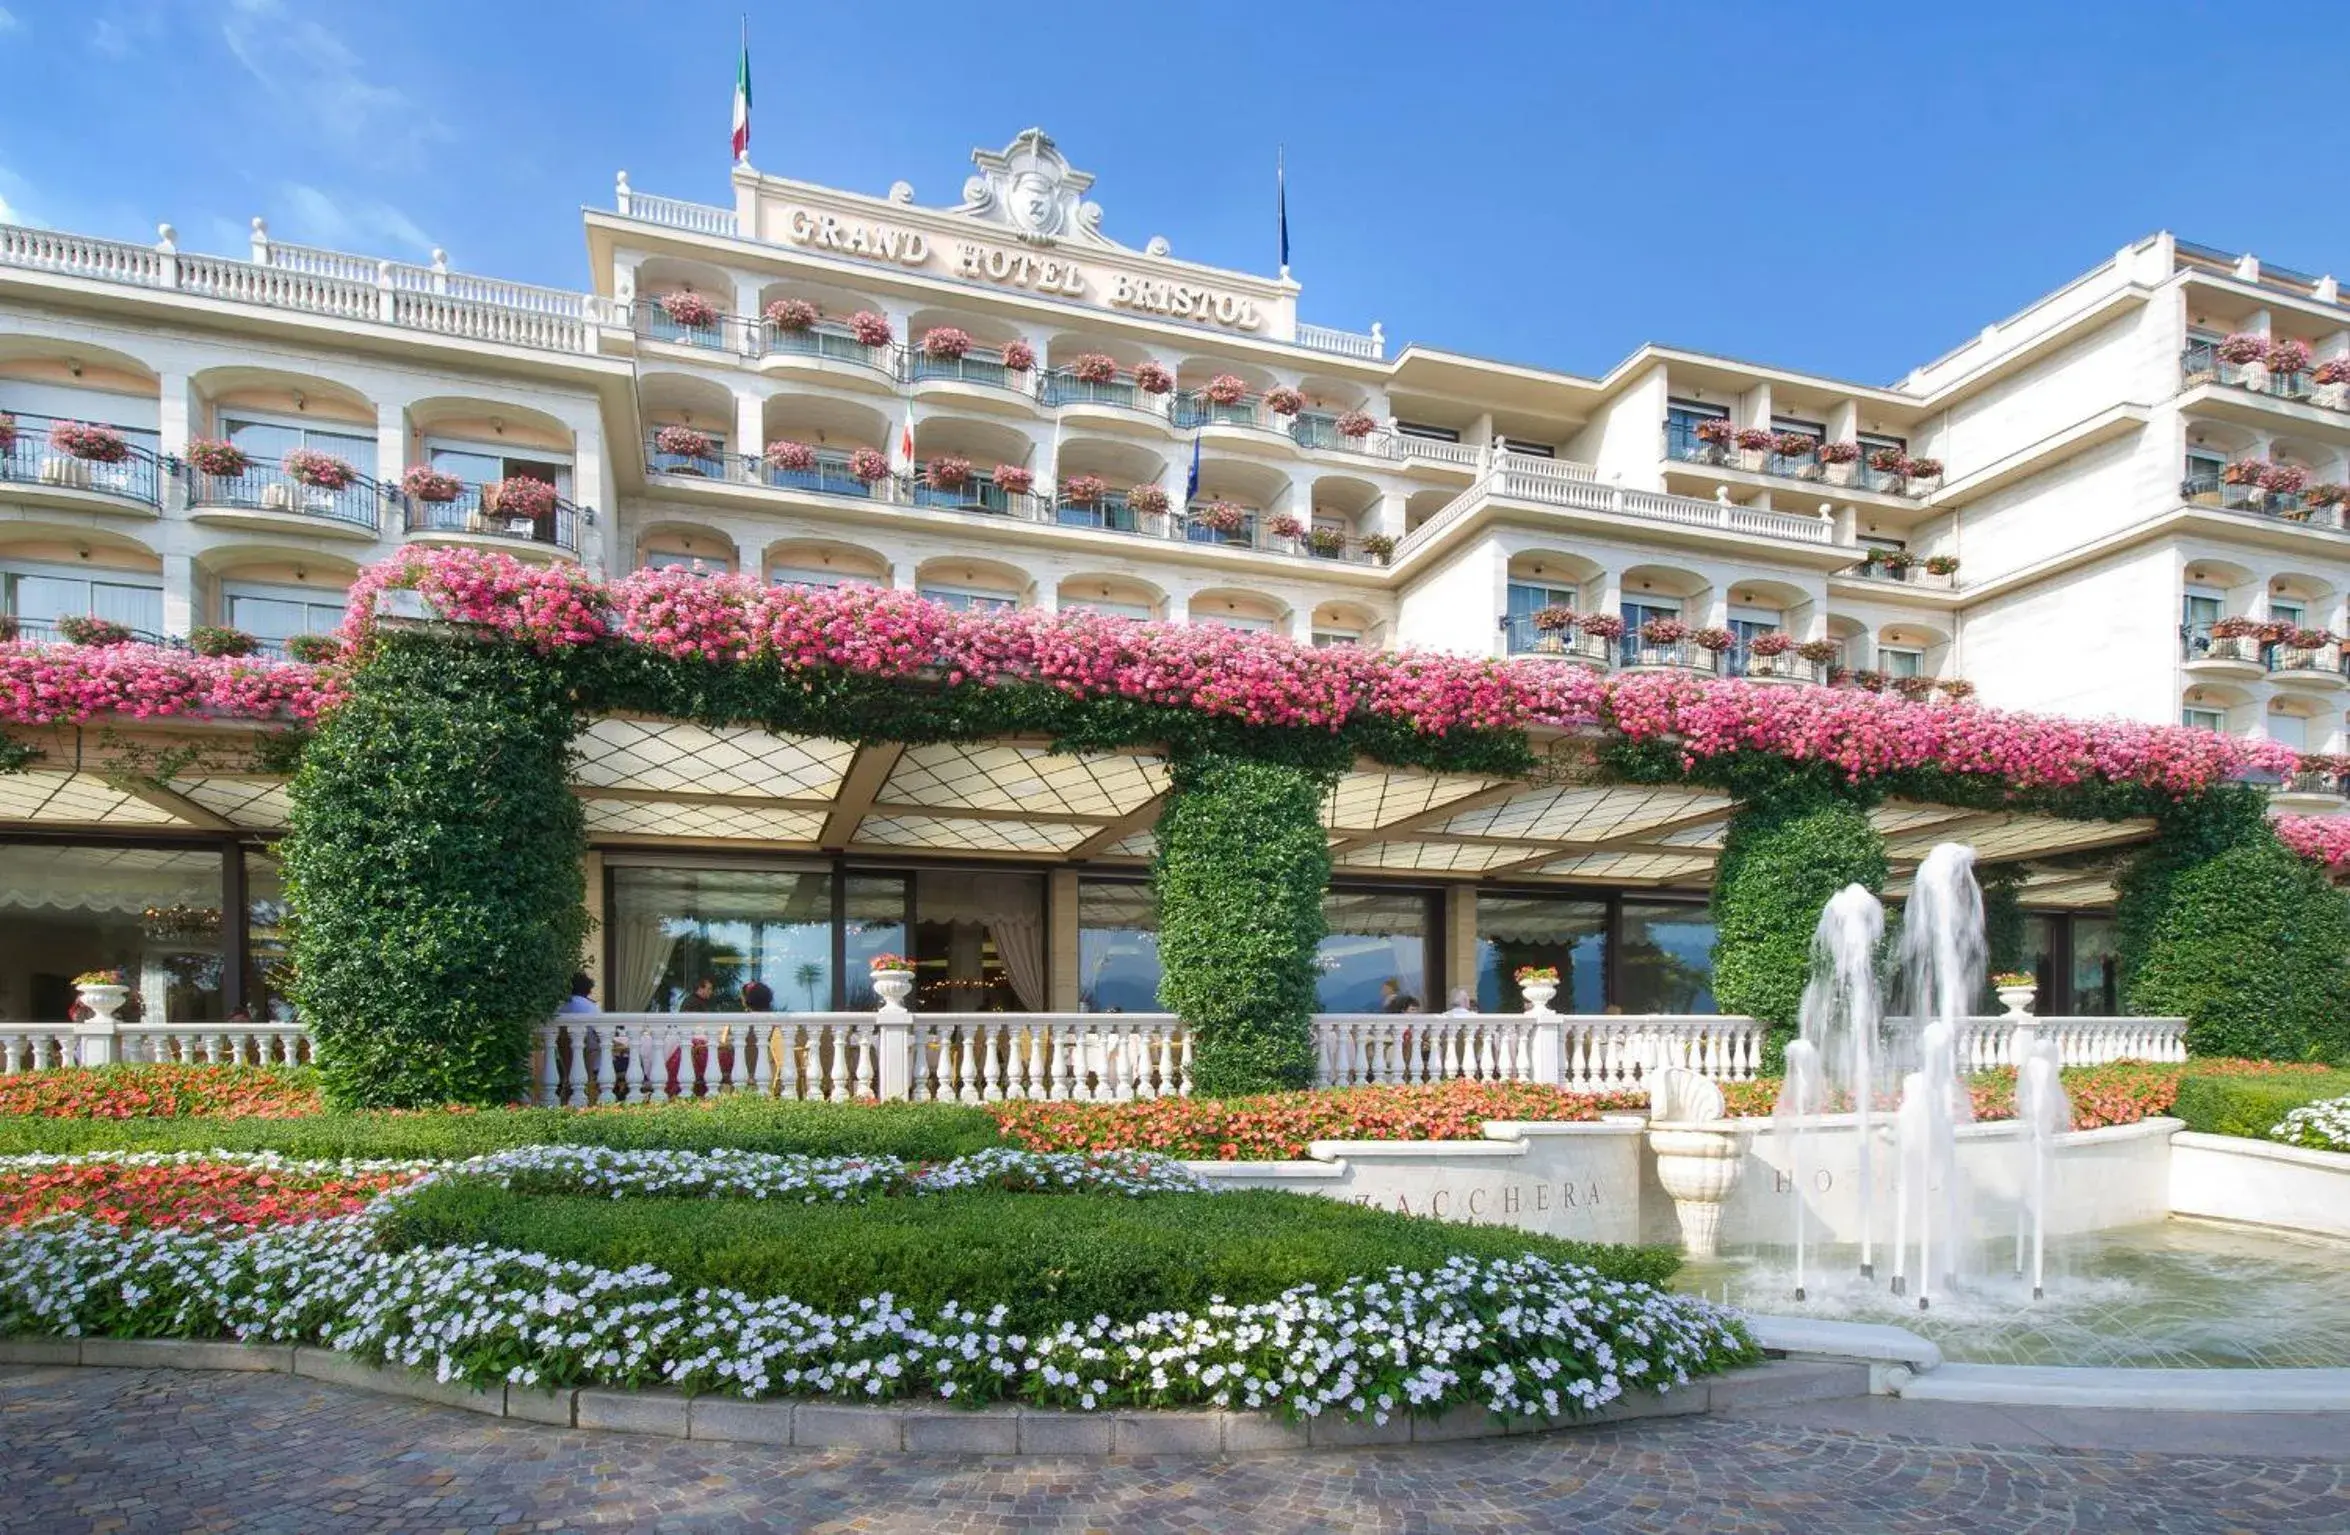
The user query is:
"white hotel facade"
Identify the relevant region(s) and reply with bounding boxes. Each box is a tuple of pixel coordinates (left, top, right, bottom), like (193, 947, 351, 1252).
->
(2, 130, 2345, 1030)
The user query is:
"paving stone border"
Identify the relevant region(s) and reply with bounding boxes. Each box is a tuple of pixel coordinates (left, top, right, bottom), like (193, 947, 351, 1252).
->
(0, 1335, 1865, 1455)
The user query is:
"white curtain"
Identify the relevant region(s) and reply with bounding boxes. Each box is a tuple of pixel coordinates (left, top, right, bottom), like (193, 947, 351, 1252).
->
(920, 872, 1047, 1012)
(610, 888, 679, 1012)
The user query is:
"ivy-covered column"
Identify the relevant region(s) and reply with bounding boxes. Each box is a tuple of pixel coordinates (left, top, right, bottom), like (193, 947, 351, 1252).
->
(2119, 789, 2350, 1060)
(283, 640, 585, 1108)
(1709, 785, 1888, 1052)
(1152, 749, 1332, 1095)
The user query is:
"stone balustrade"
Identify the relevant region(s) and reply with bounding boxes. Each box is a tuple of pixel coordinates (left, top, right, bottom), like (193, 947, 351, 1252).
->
(0, 1021, 310, 1072)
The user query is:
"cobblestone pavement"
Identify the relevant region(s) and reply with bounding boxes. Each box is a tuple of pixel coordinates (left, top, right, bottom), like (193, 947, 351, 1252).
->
(4, 1365, 2347, 1534)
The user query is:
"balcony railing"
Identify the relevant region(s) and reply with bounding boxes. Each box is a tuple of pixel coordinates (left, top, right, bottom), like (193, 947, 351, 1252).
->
(635, 300, 744, 353)
(1500, 615, 1612, 664)
(1054, 490, 1156, 534)
(0, 223, 611, 355)
(1399, 454, 1841, 563)
(1727, 648, 1829, 684)
(909, 469, 1040, 519)
(2281, 768, 2348, 797)
(766, 321, 896, 374)
(404, 482, 583, 553)
(0, 413, 164, 507)
(1618, 637, 1721, 674)
(186, 455, 384, 531)
(907, 349, 1032, 392)
(2182, 473, 2345, 530)
(1172, 393, 1270, 432)
(0, 615, 167, 647)
(1665, 419, 1923, 498)
(2181, 341, 2343, 409)
(1040, 369, 1172, 419)
(2180, 628, 2265, 665)
(2268, 641, 2347, 680)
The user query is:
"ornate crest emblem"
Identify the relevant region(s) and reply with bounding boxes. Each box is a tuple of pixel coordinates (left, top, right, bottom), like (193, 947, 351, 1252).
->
(955, 130, 1122, 249)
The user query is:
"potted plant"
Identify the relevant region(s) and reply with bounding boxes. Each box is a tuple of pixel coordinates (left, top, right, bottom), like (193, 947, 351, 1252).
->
(188, 625, 259, 658)
(2313, 356, 2350, 410)
(1991, 970, 2037, 1018)
(56, 614, 135, 646)
(1531, 604, 1580, 632)
(1638, 615, 1690, 648)
(924, 455, 972, 491)
(1850, 668, 1887, 692)
(1360, 532, 1395, 563)
(653, 424, 712, 461)
(183, 438, 249, 479)
(1818, 439, 1861, 485)
(1308, 526, 1346, 557)
(1132, 360, 1175, 394)
(1334, 409, 1377, 439)
(44, 421, 128, 488)
(285, 633, 342, 664)
(1867, 446, 1910, 480)
(1692, 417, 1734, 463)
(1193, 500, 1247, 534)
(993, 464, 1034, 495)
(1772, 432, 1820, 477)
(1266, 512, 1308, 542)
(1794, 638, 1840, 664)
(281, 448, 357, 491)
(1902, 457, 1943, 494)
(1732, 425, 1774, 468)
(1060, 473, 1107, 506)
(846, 447, 891, 485)
(1892, 675, 1938, 701)
(401, 465, 464, 503)
(764, 440, 817, 473)
(1512, 964, 1560, 1012)
(847, 310, 893, 348)
(868, 951, 916, 1011)
(487, 476, 557, 526)
(71, 967, 130, 1028)
(2216, 331, 2266, 366)
(921, 326, 973, 360)
(2260, 463, 2309, 501)
(2307, 482, 2350, 509)
(2286, 625, 2335, 652)
(1264, 386, 1305, 417)
(658, 290, 718, 329)
(1924, 554, 1961, 578)
(1127, 483, 1171, 517)
(2268, 337, 2313, 379)
(1747, 630, 1794, 656)
(1072, 353, 1120, 386)
(764, 298, 819, 332)
(1881, 550, 1918, 578)
(1578, 612, 1627, 641)
(1000, 339, 1036, 373)
(0, 413, 15, 455)
(1691, 625, 1737, 654)
(1937, 678, 1977, 701)
(1203, 373, 1248, 407)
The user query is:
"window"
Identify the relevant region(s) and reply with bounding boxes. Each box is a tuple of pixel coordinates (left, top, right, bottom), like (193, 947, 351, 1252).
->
(1064, 598, 1154, 621)
(2181, 590, 2223, 637)
(427, 442, 574, 497)
(918, 586, 1018, 613)
(1617, 900, 1716, 1014)
(640, 552, 727, 575)
(1475, 894, 1606, 1014)
(1395, 421, 1460, 443)
(1316, 889, 1433, 1012)
(1508, 581, 1580, 616)
(1770, 415, 1825, 447)
(0, 845, 227, 1025)
(770, 566, 878, 590)
(2268, 712, 2310, 751)
(2184, 451, 2226, 495)
(2182, 706, 2225, 731)
(1077, 879, 1161, 1013)
(224, 415, 376, 479)
(1620, 597, 1682, 662)
(2, 564, 164, 639)
(2270, 600, 2307, 628)
(1857, 431, 1908, 458)
(1197, 613, 1277, 633)
(1726, 612, 1783, 678)
(2069, 916, 2120, 1016)
(1665, 398, 1729, 460)
(223, 586, 344, 645)
(609, 866, 840, 1014)
(1879, 647, 1924, 679)
(1311, 628, 1362, 648)
(1497, 436, 1555, 459)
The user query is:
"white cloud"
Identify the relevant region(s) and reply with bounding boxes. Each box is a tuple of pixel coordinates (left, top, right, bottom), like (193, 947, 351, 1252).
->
(0, 8, 21, 34)
(0, 165, 36, 228)
(220, 0, 446, 170)
(272, 182, 434, 257)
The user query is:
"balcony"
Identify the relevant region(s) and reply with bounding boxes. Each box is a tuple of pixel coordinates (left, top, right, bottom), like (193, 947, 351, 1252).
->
(1054, 490, 1160, 535)
(2181, 340, 2350, 412)
(2268, 639, 2348, 690)
(403, 482, 584, 555)
(185, 455, 385, 536)
(762, 321, 898, 388)
(1663, 420, 1927, 499)
(909, 466, 1042, 520)
(2180, 627, 2267, 679)
(1172, 393, 1281, 438)
(2272, 766, 2350, 812)
(1727, 648, 1830, 686)
(1398, 453, 1842, 565)
(1617, 636, 1720, 675)
(2181, 472, 2347, 531)
(1846, 555, 1960, 589)
(1041, 369, 1173, 424)
(0, 614, 167, 647)
(1499, 615, 1611, 666)
(0, 413, 164, 513)
(906, 347, 1036, 405)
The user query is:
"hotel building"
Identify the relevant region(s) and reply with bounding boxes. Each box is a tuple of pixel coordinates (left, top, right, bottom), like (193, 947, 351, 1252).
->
(2, 130, 2343, 1033)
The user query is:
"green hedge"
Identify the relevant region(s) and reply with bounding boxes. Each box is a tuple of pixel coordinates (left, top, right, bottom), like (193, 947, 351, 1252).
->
(284, 640, 586, 1109)
(378, 1183, 1680, 1329)
(2171, 1068, 2350, 1139)
(1154, 751, 1331, 1095)
(0, 1097, 1003, 1161)
(2119, 800, 2350, 1062)
(1710, 791, 1887, 1047)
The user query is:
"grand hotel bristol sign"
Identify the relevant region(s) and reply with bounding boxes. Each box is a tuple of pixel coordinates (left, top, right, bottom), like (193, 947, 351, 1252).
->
(751, 130, 1291, 335)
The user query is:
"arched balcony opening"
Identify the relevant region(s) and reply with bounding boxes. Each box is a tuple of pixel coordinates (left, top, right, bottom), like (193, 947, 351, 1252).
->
(915, 556, 1031, 614)
(1873, 620, 1955, 701)
(1041, 334, 1172, 423)
(1053, 437, 1169, 536)
(198, 550, 360, 658)
(764, 539, 891, 591)
(1310, 599, 1381, 650)
(405, 396, 579, 552)
(908, 417, 1039, 520)
(635, 256, 738, 350)
(2181, 682, 2252, 736)
(753, 393, 892, 503)
(1503, 550, 1607, 661)
(635, 520, 737, 577)
(1724, 578, 1819, 682)
(752, 278, 897, 380)
(0, 339, 163, 509)
(1057, 573, 1164, 622)
(183, 366, 383, 536)
(1403, 487, 1455, 536)
(639, 373, 737, 477)
(1617, 563, 1716, 674)
(0, 527, 166, 645)
(1187, 586, 1290, 636)
(903, 306, 1035, 400)
(1173, 356, 1281, 434)
(1185, 457, 1290, 550)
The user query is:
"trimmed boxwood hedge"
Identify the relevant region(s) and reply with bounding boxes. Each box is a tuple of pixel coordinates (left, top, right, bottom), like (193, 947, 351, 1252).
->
(1710, 788, 1887, 1047)
(2171, 1067, 2350, 1138)
(0, 1096, 1003, 1161)
(1154, 750, 1331, 1095)
(377, 1182, 1681, 1330)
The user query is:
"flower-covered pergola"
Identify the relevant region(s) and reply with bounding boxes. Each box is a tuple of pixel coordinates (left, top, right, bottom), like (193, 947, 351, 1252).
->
(3, 546, 2344, 1105)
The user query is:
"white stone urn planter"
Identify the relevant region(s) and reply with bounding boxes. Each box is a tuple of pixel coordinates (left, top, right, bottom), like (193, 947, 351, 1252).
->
(1644, 1067, 1752, 1259)
(1519, 979, 1558, 1014)
(74, 982, 129, 1025)
(72, 980, 130, 1066)
(870, 967, 915, 1013)
(1996, 981, 2037, 1019)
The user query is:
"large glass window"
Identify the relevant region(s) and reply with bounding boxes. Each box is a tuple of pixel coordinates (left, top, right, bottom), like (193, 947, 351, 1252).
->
(913, 871, 1044, 1012)
(1474, 894, 1606, 1014)
(224, 416, 376, 479)
(1077, 879, 1162, 1013)
(428, 443, 573, 498)
(2069, 916, 2121, 1016)
(840, 875, 907, 1009)
(0, 845, 225, 1024)
(3, 566, 165, 639)
(608, 866, 837, 1013)
(224, 587, 345, 648)
(1317, 888, 1432, 1011)
(1617, 900, 1716, 1014)
(244, 849, 296, 1021)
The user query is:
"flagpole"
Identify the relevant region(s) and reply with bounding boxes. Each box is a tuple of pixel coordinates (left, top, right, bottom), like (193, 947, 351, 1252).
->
(1277, 146, 1290, 280)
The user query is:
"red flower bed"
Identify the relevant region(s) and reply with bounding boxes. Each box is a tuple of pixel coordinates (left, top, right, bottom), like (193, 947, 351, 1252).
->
(0, 1159, 412, 1229)
(1719, 1059, 2328, 1131)
(989, 1080, 1645, 1161)
(0, 1065, 323, 1120)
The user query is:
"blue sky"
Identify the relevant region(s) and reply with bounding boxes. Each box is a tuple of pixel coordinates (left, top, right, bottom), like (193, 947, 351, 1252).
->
(0, 1, 2340, 385)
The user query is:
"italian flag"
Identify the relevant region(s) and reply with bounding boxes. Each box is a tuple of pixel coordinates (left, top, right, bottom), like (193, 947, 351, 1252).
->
(731, 34, 751, 161)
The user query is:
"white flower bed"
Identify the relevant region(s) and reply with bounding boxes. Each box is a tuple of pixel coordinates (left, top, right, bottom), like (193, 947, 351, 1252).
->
(2271, 1095, 2350, 1153)
(375, 1144, 1213, 1210)
(0, 1150, 434, 1178)
(0, 1216, 1750, 1422)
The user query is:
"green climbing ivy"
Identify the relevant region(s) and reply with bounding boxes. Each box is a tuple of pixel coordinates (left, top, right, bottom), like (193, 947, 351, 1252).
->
(1152, 749, 1333, 1095)
(1709, 778, 1889, 1056)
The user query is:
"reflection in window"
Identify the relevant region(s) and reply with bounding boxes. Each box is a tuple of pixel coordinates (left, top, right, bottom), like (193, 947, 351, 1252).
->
(1618, 900, 1716, 1014)
(1317, 889, 1430, 1011)
(841, 875, 909, 1011)
(244, 849, 296, 1021)
(2021, 912, 2058, 1010)
(0, 845, 224, 1024)
(1475, 894, 1607, 1013)
(2070, 915, 2120, 1016)
(609, 866, 836, 1013)
(1078, 879, 1162, 1013)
